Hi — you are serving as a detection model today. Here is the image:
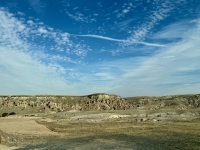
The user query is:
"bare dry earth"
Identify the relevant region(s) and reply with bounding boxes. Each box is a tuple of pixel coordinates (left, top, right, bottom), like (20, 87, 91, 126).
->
(0, 117, 56, 135)
(0, 145, 19, 150)
(0, 117, 58, 150)
(0, 117, 57, 135)
(0, 110, 200, 150)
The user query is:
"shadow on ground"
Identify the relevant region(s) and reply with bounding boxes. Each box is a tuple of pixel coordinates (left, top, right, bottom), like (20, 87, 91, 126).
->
(15, 133, 200, 150)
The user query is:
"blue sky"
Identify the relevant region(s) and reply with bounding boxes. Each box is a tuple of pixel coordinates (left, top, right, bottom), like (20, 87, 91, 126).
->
(0, 0, 200, 97)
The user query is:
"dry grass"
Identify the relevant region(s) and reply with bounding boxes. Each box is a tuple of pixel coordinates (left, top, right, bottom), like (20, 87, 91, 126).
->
(1, 115, 199, 149)
(35, 118, 200, 150)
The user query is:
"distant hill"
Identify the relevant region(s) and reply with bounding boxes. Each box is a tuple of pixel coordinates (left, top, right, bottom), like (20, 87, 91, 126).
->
(0, 93, 200, 115)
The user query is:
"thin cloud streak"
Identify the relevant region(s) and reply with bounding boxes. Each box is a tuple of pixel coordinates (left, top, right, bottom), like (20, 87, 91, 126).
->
(74, 34, 125, 42)
(74, 34, 164, 47)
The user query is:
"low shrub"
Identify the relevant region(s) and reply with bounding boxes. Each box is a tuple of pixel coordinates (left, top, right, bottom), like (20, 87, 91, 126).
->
(9, 112, 16, 115)
(1, 113, 9, 117)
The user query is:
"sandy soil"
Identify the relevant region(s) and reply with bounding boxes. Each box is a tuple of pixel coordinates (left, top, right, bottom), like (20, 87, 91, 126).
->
(0, 117, 57, 135)
(0, 145, 19, 150)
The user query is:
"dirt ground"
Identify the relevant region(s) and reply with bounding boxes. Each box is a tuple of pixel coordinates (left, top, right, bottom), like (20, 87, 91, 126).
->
(0, 111, 200, 150)
(0, 117, 58, 149)
(0, 117, 57, 135)
(0, 145, 19, 150)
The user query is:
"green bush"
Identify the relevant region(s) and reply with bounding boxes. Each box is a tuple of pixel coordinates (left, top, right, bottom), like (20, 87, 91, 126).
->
(2, 113, 9, 117)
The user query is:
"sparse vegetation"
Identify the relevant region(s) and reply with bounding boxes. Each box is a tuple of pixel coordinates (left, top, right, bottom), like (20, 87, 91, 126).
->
(0, 94, 200, 149)
(34, 118, 200, 150)
(1, 113, 9, 117)
(9, 112, 16, 115)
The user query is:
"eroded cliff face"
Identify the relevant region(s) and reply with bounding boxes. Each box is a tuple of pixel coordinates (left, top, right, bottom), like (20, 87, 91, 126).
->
(0, 94, 200, 114)
(126, 94, 200, 110)
(0, 93, 132, 113)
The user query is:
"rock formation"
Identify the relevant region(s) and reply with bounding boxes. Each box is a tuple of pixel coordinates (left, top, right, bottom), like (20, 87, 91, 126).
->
(0, 93, 131, 113)
(0, 93, 200, 115)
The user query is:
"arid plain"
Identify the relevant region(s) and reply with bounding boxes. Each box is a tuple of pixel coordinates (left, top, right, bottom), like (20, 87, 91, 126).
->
(0, 93, 200, 150)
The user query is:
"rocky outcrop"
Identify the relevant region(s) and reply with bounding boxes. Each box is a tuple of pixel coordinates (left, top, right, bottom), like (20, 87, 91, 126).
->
(0, 94, 200, 114)
(0, 93, 132, 113)
(126, 94, 200, 110)
(88, 93, 121, 101)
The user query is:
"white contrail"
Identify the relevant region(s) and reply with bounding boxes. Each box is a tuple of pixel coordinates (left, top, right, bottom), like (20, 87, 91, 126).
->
(74, 34, 125, 42)
(131, 41, 165, 47)
(73, 34, 165, 47)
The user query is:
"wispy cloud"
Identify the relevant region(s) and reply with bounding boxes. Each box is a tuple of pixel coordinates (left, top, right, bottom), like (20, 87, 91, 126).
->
(17, 11, 25, 16)
(153, 20, 196, 40)
(28, 0, 45, 15)
(116, 18, 134, 29)
(117, 2, 133, 18)
(0, 47, 71, 95)
(127, 0, 174, 43)
(106, 19, 200, 97)
(1, 8, 89, 60)
(0, 7, 90, 95)
(66, 11, 96, 23)
(1, 1, 199, 97)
